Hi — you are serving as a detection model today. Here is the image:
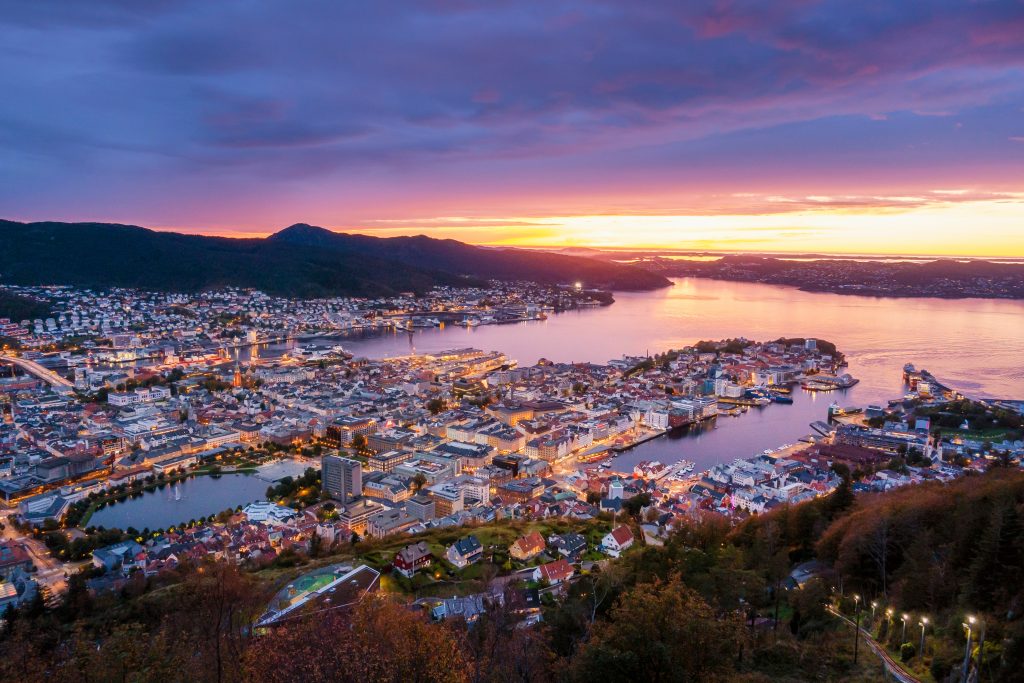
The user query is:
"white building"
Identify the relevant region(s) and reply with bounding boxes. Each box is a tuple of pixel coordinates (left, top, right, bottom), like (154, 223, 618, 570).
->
(243, 501, 298, 525)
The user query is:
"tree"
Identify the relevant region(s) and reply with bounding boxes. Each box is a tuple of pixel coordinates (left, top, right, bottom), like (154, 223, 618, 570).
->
(412, 473, 428, 493)
(175, 562, 259, 683)
(864, 513, 894, 597)
(571, 576, 744, 682)
(463, 589, 556, 683)
(965, 498, 1024, 610)
(244, 598, 467, 683)
(826, 476, 855, 518)
(621, 493, 651, 520)
(788, 578, 829, 638)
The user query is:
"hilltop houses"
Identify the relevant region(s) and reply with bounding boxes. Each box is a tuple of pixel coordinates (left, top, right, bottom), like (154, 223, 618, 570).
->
(601, 525, 634, 557)
(509, 531, 546, 561)
(533, 558, 575, 585)
(393, 541, 433, 578)
(446, 535, 483, 568)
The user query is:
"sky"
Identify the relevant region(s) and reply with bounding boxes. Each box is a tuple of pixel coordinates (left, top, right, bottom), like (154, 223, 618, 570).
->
(2, 1, 1023, 256)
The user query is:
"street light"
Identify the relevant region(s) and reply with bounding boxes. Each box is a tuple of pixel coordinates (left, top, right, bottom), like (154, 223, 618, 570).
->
(919, 617, 928, 656)
(963, 616, 975, 680)
(871, 600, 878, 622)
(975, 617, 987, 677)
(901, 613, 910, 643)
(853, 594, 862, 665)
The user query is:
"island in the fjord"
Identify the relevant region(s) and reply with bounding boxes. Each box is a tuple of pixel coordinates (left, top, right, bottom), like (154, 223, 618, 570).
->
(629, 253, 1024, 299)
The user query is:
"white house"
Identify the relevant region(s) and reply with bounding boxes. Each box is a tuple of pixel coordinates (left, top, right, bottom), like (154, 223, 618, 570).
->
(601, 525, 634, 557)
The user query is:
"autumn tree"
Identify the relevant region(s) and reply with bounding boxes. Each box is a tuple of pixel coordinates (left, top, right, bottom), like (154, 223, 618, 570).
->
(462, 588, 556, 683)
(170, 562, 263, 683)
(245, 597, 468, 683)
(571, 576, 745, 682)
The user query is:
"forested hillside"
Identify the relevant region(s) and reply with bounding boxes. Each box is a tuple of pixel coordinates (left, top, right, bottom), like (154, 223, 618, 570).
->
(2, 470, 1021, 682)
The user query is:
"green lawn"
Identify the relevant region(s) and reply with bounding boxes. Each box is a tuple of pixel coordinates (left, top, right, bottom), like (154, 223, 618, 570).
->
(949, 427, 1017, 441)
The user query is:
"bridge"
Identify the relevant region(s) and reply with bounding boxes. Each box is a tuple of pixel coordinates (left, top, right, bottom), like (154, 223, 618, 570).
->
(0, 355, 74, 394)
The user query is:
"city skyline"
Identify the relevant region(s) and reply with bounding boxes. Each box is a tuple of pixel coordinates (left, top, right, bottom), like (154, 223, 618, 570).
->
(3, 2, 1024, 256)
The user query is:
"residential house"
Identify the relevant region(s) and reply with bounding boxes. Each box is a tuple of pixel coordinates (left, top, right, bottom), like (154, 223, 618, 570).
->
(393, 541, 432, 578)
(532, 558, 574, 585)
(548, 532, 586, 561)
(92, 540, 146, 573)
(601, 525, 634, 558)
(446, 535, 483, 569)
(0, 542, 32, 578)
(509, 531, 546, 561)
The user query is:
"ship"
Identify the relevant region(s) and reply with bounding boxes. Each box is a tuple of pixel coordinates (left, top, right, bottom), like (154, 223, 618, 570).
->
(289, 344, 350, 361)
(827, 403, 863, 417)
(802, 373, 860, 391)
(802, 379, 838, 392)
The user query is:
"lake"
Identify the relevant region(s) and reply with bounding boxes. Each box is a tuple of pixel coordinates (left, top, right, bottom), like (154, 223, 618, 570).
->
(88, 460, 310, 532)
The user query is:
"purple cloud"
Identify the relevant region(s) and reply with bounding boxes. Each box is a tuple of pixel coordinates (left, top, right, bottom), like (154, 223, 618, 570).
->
(1, 0, 1022, 230)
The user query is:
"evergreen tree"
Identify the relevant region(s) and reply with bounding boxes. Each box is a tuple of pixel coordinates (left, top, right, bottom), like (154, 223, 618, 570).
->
(965, 499, 1024, 609)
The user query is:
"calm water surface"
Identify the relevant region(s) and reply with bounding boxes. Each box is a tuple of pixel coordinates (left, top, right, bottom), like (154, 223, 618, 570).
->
(335, 278, 1024, 472)
(146, 279, 1024, 517)
(89, 461, 309, 531)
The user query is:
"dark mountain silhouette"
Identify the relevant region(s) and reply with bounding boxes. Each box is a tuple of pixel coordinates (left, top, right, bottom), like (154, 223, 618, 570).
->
(0, 220, 668, 297)
(267, 223, 670, 290)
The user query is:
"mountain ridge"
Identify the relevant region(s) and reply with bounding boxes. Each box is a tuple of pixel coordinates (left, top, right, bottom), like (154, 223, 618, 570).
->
(0, 220, 669, 297)
(267, 222, 670, 290)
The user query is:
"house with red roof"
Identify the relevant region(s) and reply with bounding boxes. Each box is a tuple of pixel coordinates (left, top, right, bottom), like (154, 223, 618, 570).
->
(532, 558, 575, 585)
(509, 530, 546, 561)
(393, 541, 432, 578)
(601, 525, 634, 557)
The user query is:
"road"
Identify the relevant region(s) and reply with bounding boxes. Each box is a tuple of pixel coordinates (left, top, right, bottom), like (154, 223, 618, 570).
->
(0, 512, 81, 601)
(0, 355, 74, 394)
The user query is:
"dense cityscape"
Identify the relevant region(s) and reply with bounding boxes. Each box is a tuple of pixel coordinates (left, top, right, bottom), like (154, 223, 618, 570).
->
(4, 2, 1024, 681)
(0, 282, 1020, 681)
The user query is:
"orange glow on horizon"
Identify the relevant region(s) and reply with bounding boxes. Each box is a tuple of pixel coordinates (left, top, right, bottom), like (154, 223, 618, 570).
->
(146, 191, 1024, 258)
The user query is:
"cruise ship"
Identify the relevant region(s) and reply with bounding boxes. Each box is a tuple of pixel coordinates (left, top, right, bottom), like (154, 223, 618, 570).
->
(289, 344, 348, 361)
(801, 373, 859, 392)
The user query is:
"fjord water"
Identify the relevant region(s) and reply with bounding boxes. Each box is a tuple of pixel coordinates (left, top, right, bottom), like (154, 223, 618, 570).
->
(338, 278, 1024, 471)
(94, 279, 1024, 528)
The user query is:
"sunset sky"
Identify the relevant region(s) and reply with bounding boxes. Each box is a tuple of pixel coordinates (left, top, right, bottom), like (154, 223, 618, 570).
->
(2, 1, 1023, 256)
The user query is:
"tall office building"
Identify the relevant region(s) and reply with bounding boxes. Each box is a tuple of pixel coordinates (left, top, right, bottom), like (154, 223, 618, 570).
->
(321, 454, 362, 503)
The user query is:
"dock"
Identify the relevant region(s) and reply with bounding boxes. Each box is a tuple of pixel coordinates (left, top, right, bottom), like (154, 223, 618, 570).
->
(611, 428, 669, 453)
(810, 421, 836, 436)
